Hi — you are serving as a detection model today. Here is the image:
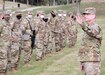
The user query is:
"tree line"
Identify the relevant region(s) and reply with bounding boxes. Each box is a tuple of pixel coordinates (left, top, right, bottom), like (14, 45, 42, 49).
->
(5, 0, 81, 6)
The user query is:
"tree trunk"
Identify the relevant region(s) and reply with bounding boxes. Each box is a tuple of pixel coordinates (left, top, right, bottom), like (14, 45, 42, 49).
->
(3, 0, 5, 11)
(27, 0, 29, 6)
(36, 0, 38, 6)
(67, 0, 69, 5)
(72, 0, 75, 4)
(76, 0, 80, 13)
(53, 0, 55, 6)
(13, 0, 15, 2)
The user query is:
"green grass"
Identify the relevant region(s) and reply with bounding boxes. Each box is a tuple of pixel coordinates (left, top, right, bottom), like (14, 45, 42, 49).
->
(7, 2, 105, 75)
(8, 48, 76, 75)
(32, 2, 105, 17)
(0, 1, 29, 11)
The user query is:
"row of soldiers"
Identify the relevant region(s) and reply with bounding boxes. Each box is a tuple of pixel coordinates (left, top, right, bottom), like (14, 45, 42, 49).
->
(0, 10, 77, 75)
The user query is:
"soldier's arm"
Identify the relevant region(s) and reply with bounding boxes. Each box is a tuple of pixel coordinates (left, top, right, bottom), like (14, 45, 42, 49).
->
(34, 22, 39, 35)
(21, 19, 30, 35)
(81, 22, 102, 39)
(11, 21, 16, 31)
(24, 21, 32, 36)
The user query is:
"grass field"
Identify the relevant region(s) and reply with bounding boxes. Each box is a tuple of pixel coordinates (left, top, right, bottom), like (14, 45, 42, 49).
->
(0, 1, 29, 11)
(6, 2, 105, 75)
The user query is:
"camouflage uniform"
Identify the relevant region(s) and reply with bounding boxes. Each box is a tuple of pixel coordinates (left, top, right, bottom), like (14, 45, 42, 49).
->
(67, 14, 77, 47)
(53, 15, 62, 52)
(78, 8, 102, 75)
(0, 13, 11, 74)
(22, 15, 33, 64)
(11, 12, 23, 70)
(43, 16, 52, 54)
(49, 11, 57, 37)
(48, 11, 58, 52)
(34, 14, 46, 60)
(60, 13, 68, 49)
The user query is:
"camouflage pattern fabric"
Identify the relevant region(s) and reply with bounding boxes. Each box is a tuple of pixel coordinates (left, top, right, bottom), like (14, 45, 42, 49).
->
(11, 18, 23, 68)
(34, 17, 46, 60)
(79, 23, 102, 62)
(22, 17, 33, 63)
(0, 19, 11, 72)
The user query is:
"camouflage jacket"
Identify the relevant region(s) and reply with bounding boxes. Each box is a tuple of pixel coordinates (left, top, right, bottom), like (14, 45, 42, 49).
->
(54, 16, 65, 33)
(48, 16, 57, 32)
(0, 20, 12, 46)
(22, 17, 34, 40)
(79, 22, 102, 62)
(35, 17, 46, 40)
(11, 18, 23, 42)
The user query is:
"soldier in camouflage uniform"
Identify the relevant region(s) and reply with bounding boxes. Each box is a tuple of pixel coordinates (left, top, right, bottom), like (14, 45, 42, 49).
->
(0, 11, 12, 75)
(76, 7, 102, 75)
(53, 10, 64, 52)
(22, 11, 34, 67)
(42, 15, 53, 55)
(48, 10, 57, 52)
(11, 11, 23, 72)
(67, 13, 77, 47)
(60, 11, 68, 49)
(34, 11, 46, 61)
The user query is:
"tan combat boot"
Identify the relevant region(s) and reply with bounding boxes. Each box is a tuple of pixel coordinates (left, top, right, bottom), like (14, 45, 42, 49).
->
(11, 66, 18, 73)
(24, 61, 32, 67)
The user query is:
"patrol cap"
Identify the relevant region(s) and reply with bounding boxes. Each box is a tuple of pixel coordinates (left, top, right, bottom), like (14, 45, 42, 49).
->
(68, 12, 73, 15)
(67, 12, 73, 17)
(51, 10, 57, 15)
(36, 10, 45, 15)
(15, 10, 22, 16)
(62, 11, 66, 14)
(83, 7, 96, 14)
(27, 9, 33, 15)
(62, 11, 67, 16)
(4, 10, 12, 15)
(58, 10, 63, 14)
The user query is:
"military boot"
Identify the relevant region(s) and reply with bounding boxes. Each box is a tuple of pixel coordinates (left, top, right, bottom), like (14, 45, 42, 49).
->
(11, 65, 18, 73)
(24, 61, 32, 67)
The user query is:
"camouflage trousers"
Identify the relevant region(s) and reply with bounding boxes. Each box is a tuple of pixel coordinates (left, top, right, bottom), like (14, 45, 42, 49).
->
(61, 33, 66, 49)
(11, 42, 21, 68)
(0, 41, 10, 72)
(54, 32, 62, 52)
(81, 61, 101, 75)
(68, 31, 77, 47)
(47, 34, 53, 53)
(44, 34, 53, 54)
(36, 39, 44, 60)
(23, 40, 32, 63)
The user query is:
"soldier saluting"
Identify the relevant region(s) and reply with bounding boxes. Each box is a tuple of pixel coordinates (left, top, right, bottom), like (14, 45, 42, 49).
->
(76, 7, 102, 75)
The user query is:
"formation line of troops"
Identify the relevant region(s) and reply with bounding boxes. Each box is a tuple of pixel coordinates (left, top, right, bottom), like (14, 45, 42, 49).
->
(0, 7, 102, 75)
